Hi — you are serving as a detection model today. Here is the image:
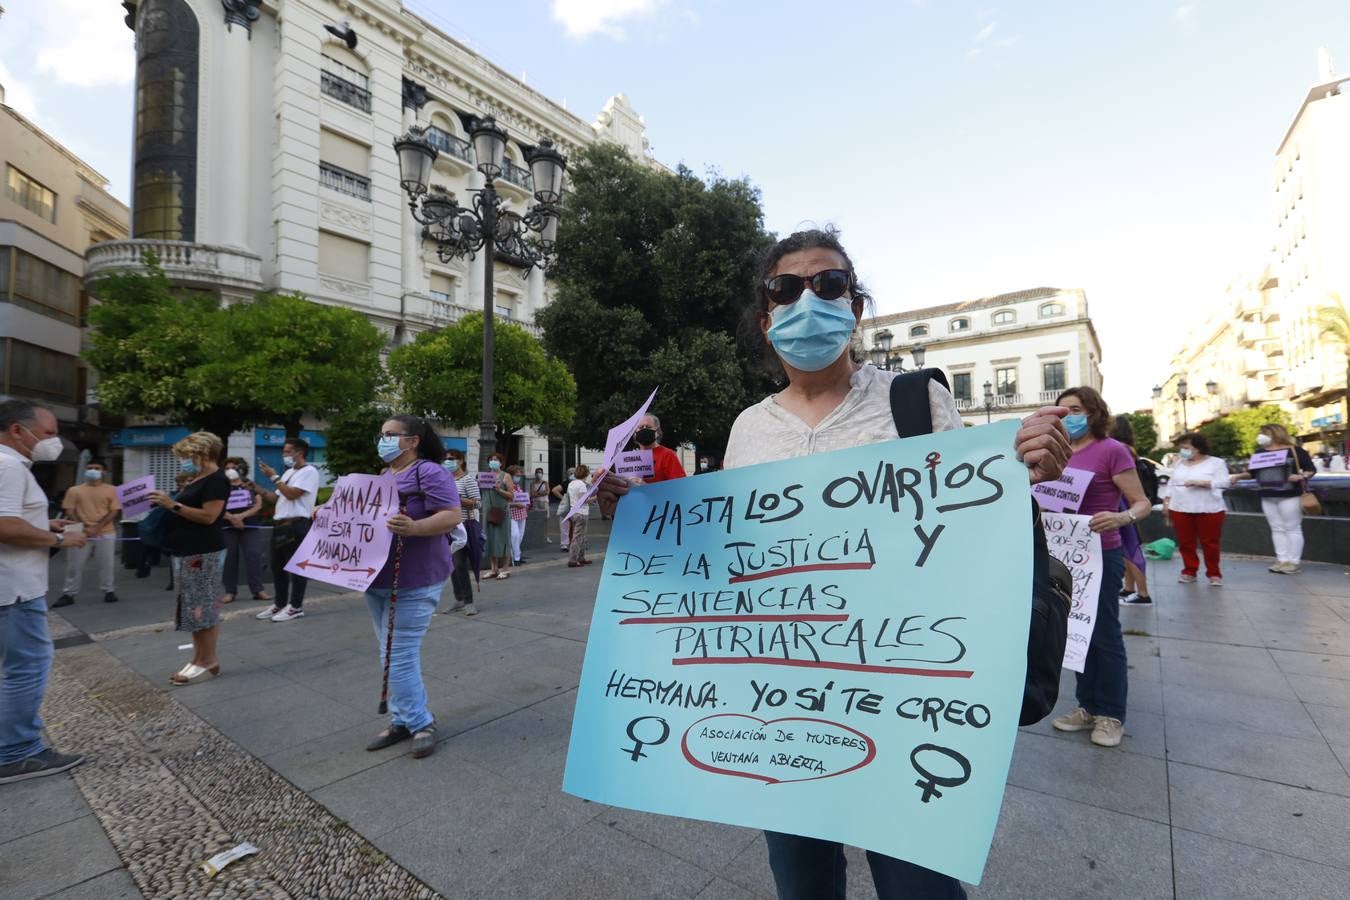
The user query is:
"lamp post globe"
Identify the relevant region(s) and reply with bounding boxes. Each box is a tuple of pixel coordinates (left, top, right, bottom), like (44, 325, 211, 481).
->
(527, 138, 566, 205)
(471, 117, 507, 179)
(911, 343, 926, 369)
(394, 126, 436, 196)
(868, 346, 887, 369)
(875, 328, 894, 354)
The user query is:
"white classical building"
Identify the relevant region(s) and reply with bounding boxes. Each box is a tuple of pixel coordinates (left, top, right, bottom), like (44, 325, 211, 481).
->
(86, 0, 656, 486)
(861, 287, 1103, 425)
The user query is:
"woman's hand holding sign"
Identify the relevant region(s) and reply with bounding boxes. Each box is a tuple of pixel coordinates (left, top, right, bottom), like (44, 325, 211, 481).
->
(1013, 406, 1071, 485)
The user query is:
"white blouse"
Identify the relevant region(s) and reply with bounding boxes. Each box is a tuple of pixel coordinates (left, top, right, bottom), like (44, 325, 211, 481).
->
(723, 364, 964, 470)
(1162, 456, 1230, 514)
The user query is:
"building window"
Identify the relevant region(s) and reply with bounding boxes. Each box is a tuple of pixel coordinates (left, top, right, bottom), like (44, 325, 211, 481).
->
(949, 317, 970, 332)
(1, 338, 80, 403)
(1042, 361, 1066, 393)
(952, 372, 972, 402)
(991, 309, 1016, 326)
(1039, 302, 1065, 319)
(132, 0, 199, 241)
(320, 55, 371, 113)
(495, 304, 512, 319)
(995, 367, 1017, 396)
(319, 162, 371, 201)
(1, 249, 81, 325)
(424, 126, 473, 163)
(5, 166, 56, 223)
(909, 324, 929, 338)
(317, 230, 369, 283)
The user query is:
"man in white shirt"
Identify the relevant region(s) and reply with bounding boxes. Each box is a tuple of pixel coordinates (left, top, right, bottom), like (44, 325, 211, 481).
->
(255, 438, 321, 623)
(0, 400, 88, 783)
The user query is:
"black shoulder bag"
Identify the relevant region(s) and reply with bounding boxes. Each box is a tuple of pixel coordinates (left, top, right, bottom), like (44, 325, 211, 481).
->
(889, 370, 1072, 726)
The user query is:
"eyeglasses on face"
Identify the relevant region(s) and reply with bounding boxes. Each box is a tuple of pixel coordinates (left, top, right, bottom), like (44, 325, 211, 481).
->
(763, 268, 852, 305)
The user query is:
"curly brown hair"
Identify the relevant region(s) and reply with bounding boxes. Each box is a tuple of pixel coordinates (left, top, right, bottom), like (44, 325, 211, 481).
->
(1055, 386, 1112, 439)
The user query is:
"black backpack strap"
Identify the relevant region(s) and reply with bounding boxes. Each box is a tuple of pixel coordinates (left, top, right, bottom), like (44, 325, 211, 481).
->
(888, 368, 951, 438)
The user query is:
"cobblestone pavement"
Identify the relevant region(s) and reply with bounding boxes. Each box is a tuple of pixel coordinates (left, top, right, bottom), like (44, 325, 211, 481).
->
(7, 531, 1350, 898)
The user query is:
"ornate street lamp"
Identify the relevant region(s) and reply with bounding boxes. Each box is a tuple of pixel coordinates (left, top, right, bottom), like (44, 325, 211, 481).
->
(867, 328, 925, 373)
(1178, 377, 1190, 431)
(983, 380, 995, 424)
(1152, 385, 1163, 400)
(394, 119, 566, 469)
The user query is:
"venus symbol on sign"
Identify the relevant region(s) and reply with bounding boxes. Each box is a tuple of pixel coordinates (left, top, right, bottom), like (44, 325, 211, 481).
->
(622, 716, 670, 762)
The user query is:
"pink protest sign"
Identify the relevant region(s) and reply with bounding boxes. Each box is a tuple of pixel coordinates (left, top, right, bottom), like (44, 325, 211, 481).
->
(477, 472, 499, 491)
(513, 491, 530, 504)
(284, 473, 398, 592)
(1248, 450, 1289, 470)
(1031, 466, 1093, 514)
(116, 476, 156, 518)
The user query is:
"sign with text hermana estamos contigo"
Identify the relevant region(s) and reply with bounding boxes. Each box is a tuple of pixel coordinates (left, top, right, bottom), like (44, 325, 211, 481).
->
(562, 420, 1032, 884)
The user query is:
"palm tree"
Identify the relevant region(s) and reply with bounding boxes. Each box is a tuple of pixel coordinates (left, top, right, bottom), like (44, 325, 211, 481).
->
(1317, 292, 1350, 436)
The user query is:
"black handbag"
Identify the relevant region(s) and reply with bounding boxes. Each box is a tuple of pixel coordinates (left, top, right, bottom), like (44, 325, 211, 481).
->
(889, 370, 1072, 726)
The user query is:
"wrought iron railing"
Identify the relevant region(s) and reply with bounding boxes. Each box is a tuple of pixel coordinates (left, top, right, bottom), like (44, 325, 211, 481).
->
(424, 127, 473, 163)
(498, 159, 533, 191)
(319, 162, 371, 201)
(320, 70, 372, 113)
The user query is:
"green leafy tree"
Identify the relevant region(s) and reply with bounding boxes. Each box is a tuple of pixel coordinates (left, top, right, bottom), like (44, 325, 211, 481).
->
(1125, 412, 1158, 457)
(196, 293, 386, 438)
(86, 258, 244, 439)
(1318, 292, 1350, 428)
(536, 143, 775, 452)
(1199, 405, 1294, 458)
(387, 312, 575, 440)
(323, 402, 389, 476)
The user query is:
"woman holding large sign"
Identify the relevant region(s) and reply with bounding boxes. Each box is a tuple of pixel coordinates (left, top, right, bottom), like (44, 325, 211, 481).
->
(598, 228, 1072, 900)
(1049, 388, 1151, 749)
(364, 415, 461, 759)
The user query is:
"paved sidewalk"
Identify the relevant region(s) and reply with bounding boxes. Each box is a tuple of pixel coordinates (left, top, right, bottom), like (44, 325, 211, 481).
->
(6, 536, 1350, 898)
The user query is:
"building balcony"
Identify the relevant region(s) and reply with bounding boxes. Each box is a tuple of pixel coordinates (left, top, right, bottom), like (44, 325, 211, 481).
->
(424, 127, 475, 176)
(954, 393, 1029, 412)
(319, 70, 372, 114)
(1239, 321, 1269, 346)
(419, 293, 542, 338)
(1242, 349, 1273, 375)
(84, 239, 264, 294)
(494, 160, 534, 201)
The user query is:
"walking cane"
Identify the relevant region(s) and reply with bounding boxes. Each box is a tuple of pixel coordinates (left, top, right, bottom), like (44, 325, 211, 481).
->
(377, 511, 407, 715)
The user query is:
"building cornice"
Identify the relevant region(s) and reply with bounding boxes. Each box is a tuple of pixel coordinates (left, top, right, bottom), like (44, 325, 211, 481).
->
(868, 317, 1096, 355)
(1276, 74, 1350, 156)
(868, 287, 1078, 327)
(1, 105, 114, 189)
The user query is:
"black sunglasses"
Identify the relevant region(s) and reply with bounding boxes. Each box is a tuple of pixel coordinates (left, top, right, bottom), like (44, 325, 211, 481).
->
(764, 268, 852, 305)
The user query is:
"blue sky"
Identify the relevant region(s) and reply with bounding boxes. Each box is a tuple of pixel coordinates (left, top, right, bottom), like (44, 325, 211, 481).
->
(2, 1, 1348, 411)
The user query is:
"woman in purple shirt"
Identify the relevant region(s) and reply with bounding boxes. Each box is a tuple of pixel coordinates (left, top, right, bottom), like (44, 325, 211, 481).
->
(364, 415, 462, 759)
(1050, 387, 1152, 749)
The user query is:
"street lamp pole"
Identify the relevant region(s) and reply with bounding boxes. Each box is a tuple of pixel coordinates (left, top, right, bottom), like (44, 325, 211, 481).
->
(983, 380, 994, 424)
(1178, 377, 1189, 432)
(866, 329, 926, 373)
(394, 118, 566, 470)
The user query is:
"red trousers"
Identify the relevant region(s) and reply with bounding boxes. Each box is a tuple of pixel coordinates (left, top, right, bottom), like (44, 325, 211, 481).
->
(1171, 510, 1225, 578)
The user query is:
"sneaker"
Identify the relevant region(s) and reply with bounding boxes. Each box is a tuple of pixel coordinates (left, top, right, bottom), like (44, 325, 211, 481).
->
(1052, 707, 1096, 733)
(1208, 577, 1223, 587)
(103, 592, 119, 604)
(1090, 717, 1124, 747)
(51, 595, 75, 608)
(255, 606, 283, 620)
(464, 603, 478, 616)
(1122, 594, 1153, 605)
(1119, 591, 1138, 602)
(0, 749, 85, 784)
(1118, 588, 1134, 598)
(1282, 564, 1302, 574)
(271, 606, 305, 622)
(1177, 574, 1197, 584)
(1269, 562, 1286, 573)
(447, 600, 468, 613)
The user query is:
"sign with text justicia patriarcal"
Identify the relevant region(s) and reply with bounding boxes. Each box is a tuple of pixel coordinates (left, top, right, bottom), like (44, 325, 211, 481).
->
(563, 421, 1031, 884)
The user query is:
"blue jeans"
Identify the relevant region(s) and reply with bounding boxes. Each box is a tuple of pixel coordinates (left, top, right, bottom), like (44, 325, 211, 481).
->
(0, 596, 53, 765)
(765, 832, 966, 900)
(1074, 547, 1128, 722)
(365, 581, 444, 733)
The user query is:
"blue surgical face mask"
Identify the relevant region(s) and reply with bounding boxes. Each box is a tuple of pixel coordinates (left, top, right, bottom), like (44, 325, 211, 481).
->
(84, 469, 102, 481)
(376, 436, 403, 462)
(282, 455, 295, 468)
(488, 459, 501, 471)
(179, 458, 199, 474)
(443, 460, 457, 471)
(765, 291, 857, 373)
(1064, 414, 1090, 439)
(1179, 447, 1194, 460)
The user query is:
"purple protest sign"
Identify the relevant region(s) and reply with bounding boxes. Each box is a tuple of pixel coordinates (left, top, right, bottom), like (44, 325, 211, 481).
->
(116, 475, 156, 518)
(284, 473, 398, 592)
(477, 472, 499, 491)
(1248, 450, 1289, 470)
(1031, 466, 1093, 514)
(564, 388, 660, 523)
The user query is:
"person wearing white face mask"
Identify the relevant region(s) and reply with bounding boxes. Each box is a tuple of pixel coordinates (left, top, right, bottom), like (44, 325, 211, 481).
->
(218, 458, 268, 604)
(0, 400, 89, 783)
(594, 228, 1075, 899)
(1161, 432, 1231, 586)
(256, 439, 320, 622)
(54, 460, 122, 607)
(1230, 424, 1317, 574)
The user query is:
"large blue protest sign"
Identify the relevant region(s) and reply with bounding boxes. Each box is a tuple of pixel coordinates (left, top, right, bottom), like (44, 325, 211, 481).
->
(563, 421, 1030, 884)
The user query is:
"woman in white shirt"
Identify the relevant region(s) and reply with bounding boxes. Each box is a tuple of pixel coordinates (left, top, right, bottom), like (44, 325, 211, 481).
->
(1161, 432, 1231, 586)
(597, 227, 1072, 900)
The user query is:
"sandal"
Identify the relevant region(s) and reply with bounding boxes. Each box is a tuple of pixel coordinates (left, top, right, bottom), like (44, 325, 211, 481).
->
(412, 723, 438, 759)
(170, 663, 220, 685)
(496, 572, 511, 580)
(253, 592, 273, 603)
(221, 593, 235, 605)
(366, 724, 412, 751)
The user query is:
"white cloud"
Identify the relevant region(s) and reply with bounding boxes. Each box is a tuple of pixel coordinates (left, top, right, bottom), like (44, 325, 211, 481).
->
(31, 0, 134, 88)
(0, 60, 39, 117)
(967, 48, 983, 59)
(551, 0, 667, 40)
(1174, 4, 1195, 22)
(975, 21, 996, 42)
